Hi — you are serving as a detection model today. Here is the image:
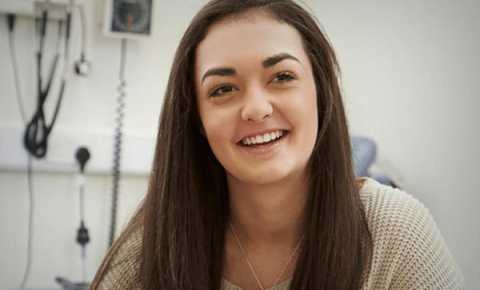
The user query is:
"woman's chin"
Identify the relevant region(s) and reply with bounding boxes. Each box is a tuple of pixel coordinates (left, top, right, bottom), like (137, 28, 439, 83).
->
(227, 166, 296, 186)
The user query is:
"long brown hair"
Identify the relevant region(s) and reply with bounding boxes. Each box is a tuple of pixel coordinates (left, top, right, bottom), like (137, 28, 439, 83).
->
(91, 1, 373, 289)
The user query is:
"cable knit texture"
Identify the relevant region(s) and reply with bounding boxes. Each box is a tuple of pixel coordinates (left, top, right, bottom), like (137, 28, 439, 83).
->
(93, 177, 465, 290)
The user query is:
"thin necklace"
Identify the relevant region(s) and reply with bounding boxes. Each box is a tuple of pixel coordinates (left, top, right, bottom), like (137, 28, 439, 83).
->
(228, 222, 304, 290)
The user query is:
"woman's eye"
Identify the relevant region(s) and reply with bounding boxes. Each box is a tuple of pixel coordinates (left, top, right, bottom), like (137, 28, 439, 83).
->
(272, 72, 295, 83)
(209, 85, 236, 97)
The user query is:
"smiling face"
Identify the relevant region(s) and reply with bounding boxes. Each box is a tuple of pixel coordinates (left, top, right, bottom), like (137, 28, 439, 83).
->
(194, 10, 318, 186)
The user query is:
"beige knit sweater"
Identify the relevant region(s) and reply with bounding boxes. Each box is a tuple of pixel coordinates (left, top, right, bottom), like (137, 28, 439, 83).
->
(93, 177, 465, 290)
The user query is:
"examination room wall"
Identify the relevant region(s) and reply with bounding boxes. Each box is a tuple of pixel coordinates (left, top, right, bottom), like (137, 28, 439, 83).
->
(0, 0, 478, 289)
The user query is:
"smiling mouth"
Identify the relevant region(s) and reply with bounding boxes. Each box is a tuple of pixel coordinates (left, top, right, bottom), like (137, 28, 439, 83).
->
(237, 130, 290, 148)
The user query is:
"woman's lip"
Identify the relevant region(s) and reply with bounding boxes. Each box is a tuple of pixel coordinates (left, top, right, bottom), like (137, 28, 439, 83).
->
(236, 129, 290, 145)
(236, 132, 289, 157)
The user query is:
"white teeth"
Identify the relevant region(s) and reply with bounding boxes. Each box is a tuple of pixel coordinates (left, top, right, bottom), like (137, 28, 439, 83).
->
(264, 133, 272, 142)
(241, 130, 285, 146)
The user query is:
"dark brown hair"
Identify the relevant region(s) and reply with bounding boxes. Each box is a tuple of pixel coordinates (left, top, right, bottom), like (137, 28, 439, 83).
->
(91, 1, 373, 289)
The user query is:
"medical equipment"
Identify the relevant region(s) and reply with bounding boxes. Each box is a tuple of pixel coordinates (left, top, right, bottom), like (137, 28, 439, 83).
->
(23, 6, 71, 158)
(73, 3, 90, 76)
(108, 38, 127, 247)
(4, 3, 71, 288)
(75, 146, 91, 282)
(55, 276, 89, 290)
(103, 0, 153, 39)
(0, 0, 71, 19)
(6, 13, 27, 123)
(52, 147, 92, 290)
(102, 0, 154, 246)
(2, 1, 91, 288)
(3, 0, 154, 287)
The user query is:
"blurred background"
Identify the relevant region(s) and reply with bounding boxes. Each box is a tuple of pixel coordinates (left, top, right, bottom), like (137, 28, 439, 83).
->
(0, 0, 478, 289)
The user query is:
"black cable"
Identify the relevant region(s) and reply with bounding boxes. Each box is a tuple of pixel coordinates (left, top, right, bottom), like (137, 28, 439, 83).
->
(56, 19, 64, 51)
(6, 10, 69, 288)
(23, 10, 70, 159)
(75, 147, 91, 282)
(7, 13, 15, 31)
(19, 155, 35, 289)
(74, 3, 91, 76)
(77, 3, 86, 60)
(109, 38, 128, 247)
(7, 13, 27, 123)
(6, 13, 35, 290)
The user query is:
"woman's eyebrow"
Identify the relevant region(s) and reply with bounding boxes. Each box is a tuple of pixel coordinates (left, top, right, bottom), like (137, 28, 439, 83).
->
(201, 52, 301, 84)
(262, 52, 301, 68)
(202, 67, 236, 84)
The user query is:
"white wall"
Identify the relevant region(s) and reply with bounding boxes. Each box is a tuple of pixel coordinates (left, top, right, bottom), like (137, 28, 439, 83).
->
(1, 0, 478, 289)
(310, 0, 480, 288)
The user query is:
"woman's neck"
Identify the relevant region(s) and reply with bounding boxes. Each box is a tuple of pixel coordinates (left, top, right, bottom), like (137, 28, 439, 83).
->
(226, 171, 308, 248)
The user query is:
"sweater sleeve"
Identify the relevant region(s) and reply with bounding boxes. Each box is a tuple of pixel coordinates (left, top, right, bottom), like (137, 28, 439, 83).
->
(91, 226, 143, 290)
(387, 190, 465, 290)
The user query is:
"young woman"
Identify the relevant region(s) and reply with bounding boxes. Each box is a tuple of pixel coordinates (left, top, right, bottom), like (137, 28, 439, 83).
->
(91, 1, 464, 289)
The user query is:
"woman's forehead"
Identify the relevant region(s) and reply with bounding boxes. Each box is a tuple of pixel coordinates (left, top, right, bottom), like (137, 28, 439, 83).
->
(194, 11, 308, 74)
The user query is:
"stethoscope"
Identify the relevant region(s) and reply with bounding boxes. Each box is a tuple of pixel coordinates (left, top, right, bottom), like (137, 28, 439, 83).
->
(23, 8, 71, 158)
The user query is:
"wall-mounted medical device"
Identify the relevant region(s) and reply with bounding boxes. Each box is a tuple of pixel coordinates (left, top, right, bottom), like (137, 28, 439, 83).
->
(102, 0, 154, 246)
(0, 1, 91, 78)
(0, 0, 75, 20)
(103, 0, 153, 39)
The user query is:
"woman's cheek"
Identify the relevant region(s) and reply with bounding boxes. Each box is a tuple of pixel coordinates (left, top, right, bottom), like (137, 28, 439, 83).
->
(203, 111, 233, 150)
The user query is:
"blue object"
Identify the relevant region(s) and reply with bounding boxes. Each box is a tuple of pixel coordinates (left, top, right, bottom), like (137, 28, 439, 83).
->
(351, 136, 395, 187)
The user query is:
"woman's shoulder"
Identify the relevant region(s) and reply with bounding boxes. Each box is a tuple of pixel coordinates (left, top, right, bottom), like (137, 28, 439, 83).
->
(357, 177, 430, 257)
(357, 177, 465, 289)
(358, 176, 445, 254)
(358, 177, 429, 228)
(90, 216, 144, 290)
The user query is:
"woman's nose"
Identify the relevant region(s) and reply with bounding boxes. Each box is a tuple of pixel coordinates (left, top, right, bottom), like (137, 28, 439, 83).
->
(240, 89, 273, 122)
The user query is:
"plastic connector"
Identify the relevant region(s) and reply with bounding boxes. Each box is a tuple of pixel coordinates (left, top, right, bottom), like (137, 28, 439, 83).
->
(76, 221, 90, 246)
(75, 146, 90, 173)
